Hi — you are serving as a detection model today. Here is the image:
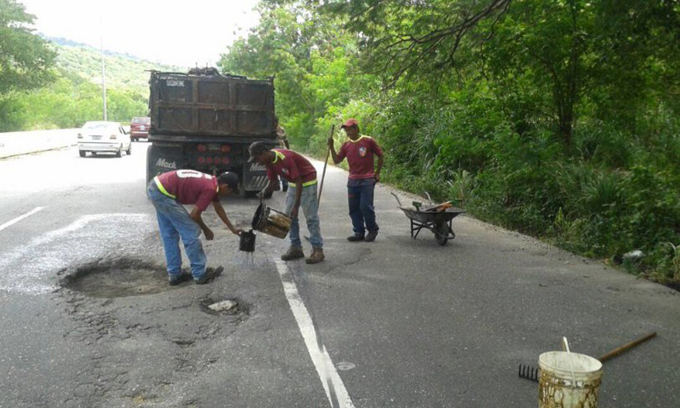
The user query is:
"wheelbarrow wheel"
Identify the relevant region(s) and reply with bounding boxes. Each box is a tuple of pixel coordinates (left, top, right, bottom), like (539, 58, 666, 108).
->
(434, 221, 448, 246)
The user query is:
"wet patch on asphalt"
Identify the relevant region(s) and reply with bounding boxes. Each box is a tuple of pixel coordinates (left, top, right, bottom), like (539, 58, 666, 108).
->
(59, 257, 172, 298)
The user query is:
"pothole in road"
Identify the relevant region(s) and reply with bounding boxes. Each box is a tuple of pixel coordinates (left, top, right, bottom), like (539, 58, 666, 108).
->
(61, 257, 172, 298)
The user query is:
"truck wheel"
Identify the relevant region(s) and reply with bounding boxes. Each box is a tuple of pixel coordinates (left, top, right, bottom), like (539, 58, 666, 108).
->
(79, 150, 86, 158)
(126, 143, 132, 155)
(116, 145, 122, 158)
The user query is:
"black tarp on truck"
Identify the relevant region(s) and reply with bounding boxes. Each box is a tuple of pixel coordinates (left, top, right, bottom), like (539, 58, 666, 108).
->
(146, 68, 278, 194)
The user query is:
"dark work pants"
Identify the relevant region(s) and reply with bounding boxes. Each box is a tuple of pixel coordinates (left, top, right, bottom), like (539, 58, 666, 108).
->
(348, 179, 378, 236)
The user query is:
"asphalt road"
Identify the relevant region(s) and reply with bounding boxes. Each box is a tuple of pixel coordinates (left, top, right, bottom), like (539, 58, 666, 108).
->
(0, 140, 678, 408)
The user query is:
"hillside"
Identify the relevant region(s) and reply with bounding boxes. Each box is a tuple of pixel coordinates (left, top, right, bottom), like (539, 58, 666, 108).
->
(47, 37, 186, 96)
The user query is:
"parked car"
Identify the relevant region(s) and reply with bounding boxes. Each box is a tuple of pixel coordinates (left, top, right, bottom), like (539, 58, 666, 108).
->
(77, 121, 131, 158)
(129, 116, 151, 141)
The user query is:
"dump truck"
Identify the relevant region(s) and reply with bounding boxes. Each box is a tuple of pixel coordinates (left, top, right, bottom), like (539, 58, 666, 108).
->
(145, 67, 278, 196)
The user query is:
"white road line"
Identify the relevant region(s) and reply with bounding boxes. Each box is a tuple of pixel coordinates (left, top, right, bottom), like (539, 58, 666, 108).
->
(275, 260, 355, 408)
(0, 207, 44, 232)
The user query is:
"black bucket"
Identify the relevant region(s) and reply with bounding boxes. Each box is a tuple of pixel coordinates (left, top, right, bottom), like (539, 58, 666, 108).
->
(239, 229, 256, 252)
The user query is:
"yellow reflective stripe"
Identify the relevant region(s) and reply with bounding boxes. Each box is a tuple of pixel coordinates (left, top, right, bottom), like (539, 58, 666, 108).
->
(288, 179, 318, 188)
(272, 150, 285, 163)
(154, 176, 176, 199)
(349, 135, 369, 143)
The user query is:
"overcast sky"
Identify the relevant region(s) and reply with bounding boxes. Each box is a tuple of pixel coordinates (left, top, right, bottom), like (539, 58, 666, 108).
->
(20, 0, 262, 68)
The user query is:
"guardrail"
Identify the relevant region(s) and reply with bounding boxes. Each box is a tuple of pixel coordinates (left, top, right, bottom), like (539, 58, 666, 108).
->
(0, 129, 79, 159)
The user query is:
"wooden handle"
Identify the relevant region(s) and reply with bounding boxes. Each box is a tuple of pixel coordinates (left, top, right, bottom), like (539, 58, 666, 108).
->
(317, 124, 335, 204)
(599, 332, 657, 363)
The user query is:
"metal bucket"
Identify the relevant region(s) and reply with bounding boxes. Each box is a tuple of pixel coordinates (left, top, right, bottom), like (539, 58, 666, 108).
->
(239, 229, 256, 252)
(251, 203, 292, 239)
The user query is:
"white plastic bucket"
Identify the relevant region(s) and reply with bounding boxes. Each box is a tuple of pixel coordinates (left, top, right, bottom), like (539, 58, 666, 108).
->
(538, 351, 603, 408)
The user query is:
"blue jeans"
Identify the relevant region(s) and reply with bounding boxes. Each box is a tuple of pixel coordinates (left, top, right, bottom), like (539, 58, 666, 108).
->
(285, 183, 323, 249)
(348, 179, 378, 236)
(147, 181, 207, 280)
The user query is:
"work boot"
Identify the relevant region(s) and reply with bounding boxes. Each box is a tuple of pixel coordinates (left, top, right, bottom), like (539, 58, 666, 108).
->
(306, 248, 325, 264)
(365, 230, 379, 242)
(347, 234, 365, 242)
(169, 272, 192, 286)
(195, 266, 224, 285)
(281, 246, 304, 261)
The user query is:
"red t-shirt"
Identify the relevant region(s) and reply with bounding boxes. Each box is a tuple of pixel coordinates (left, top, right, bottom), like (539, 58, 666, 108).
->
(266, 149, 317, 185)
(157, 170, 218, 211)
(337, 135, 383, 179)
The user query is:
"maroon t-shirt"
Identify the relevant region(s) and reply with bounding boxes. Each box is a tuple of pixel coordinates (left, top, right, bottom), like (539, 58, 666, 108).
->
(157, 170, 218, 211)
(266, 149, 317, 185)
(337, 135, 383, 179)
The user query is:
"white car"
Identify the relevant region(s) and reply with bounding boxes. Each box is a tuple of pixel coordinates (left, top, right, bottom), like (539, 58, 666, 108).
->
(77, 121, 131, 158)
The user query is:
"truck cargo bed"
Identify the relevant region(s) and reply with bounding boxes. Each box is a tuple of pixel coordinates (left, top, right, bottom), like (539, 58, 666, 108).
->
(149, 70, 276, 138)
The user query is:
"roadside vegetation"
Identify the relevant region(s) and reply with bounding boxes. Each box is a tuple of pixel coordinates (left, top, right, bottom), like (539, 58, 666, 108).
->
(0, 0, 177, 131)
(219, 0, 680, 285)
(2, 0, 679, 284)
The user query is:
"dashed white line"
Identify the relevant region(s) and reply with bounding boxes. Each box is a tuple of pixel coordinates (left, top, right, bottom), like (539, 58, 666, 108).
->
(275, 260, 355, 408)
(0, 207, 44, 232)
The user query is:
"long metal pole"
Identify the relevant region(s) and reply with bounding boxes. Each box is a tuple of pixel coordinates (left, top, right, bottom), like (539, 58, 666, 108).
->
(100, 16, 107, 121)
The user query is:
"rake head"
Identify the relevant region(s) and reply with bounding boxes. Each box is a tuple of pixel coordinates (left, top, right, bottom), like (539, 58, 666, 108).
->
(518, 364, 539, 382)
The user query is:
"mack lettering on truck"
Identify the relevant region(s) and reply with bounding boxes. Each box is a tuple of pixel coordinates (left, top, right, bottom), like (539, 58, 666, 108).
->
(156, 158, 177, 169)
(249, 163, 266, 172)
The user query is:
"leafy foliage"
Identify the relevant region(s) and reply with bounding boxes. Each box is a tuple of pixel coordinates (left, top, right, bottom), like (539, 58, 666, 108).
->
(0, 0, 56, 93)
(218, 1, 680, 283)
(0, 37, 181, 131)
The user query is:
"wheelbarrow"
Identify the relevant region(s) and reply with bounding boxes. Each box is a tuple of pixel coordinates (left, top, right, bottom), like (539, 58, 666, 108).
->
(391, 192, 465, 246)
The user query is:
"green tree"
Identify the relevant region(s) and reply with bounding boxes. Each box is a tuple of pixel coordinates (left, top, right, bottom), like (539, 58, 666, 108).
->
(0, 0, 56, 94)
(323, 0, 680, 150)
(219, 2, 376, 149)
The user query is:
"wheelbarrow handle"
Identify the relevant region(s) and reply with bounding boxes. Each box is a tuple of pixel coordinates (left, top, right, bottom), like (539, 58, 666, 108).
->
(390, 192, 404, 208)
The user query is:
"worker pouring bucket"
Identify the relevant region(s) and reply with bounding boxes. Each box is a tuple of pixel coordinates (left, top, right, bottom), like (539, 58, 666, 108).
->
(252, 203, 292, 239)
(538, 342, 603, 408)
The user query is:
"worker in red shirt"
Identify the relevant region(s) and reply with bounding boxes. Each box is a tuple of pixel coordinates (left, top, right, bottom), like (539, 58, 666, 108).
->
(147, 170, 243, 285)
(328, 118, 384, 242)
(249, 141, 325, 264)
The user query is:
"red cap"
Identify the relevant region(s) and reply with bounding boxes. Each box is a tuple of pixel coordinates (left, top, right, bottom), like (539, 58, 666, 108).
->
(341, 118, 358, 128)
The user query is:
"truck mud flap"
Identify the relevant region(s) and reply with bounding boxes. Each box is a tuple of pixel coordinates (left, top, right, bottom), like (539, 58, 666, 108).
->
(146, 145, 184, 184)
(242, 161, 270, 192)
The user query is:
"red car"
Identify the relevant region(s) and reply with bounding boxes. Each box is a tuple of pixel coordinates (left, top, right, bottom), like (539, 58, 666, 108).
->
(130, 117, 150, 141)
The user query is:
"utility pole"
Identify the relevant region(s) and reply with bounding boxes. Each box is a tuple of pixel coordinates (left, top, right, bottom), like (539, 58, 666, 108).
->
(100, 16, 107, 121)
